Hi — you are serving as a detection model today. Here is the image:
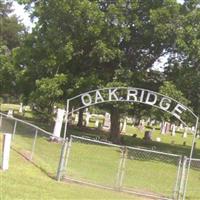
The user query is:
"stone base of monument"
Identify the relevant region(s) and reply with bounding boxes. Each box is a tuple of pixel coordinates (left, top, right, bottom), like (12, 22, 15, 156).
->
(49, 136, 63, 143)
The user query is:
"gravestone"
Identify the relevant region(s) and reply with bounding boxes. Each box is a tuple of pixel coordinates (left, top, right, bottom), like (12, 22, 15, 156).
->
(7, 109, 13, 118)
(53, 108, 65, 138)
(121, 118, 127, 134)
(156, 137, 161, 142)
(144, 130, 152, 141)
(171, 124, 176, 136)
(74, 113, 79, 123)
(19, 103, 23, 113)
(95, 118, 99, 128)
(2, 133, 12, 170)
(138, 119, 145, 131)
(103, 112, 110, 130)
(85, 111, 91, 127)
(183, 127, 188, 138)
(161, 122, 170, 134)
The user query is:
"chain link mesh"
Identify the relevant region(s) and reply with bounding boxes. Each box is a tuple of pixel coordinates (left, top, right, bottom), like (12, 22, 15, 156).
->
(185, 158, 200, 200)
(0, 113, 63, 177)
(63, 135, 183, 199)
(64, 136, 121, 188)
(123, 147, 181, 199)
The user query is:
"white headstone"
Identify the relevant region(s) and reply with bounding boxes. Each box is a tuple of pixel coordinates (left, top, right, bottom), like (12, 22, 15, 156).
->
(95, 118, 99, 128)
(191, 126, 195, 133)
(2, 133, 12, 170)
(7, 109, 13, 118)
(53, 109, 65, 138)
(19, 103, 23, 113)
(183, 127, 188, 138)
(85, 111, 91, 127)
(103, 112, 110, 130)
(161, 122, 167, 134)
(74, 113, 79, 123)
(156, 137, 161, 142)
(121, 118, 127, 133)
(171, 124, 176, 136)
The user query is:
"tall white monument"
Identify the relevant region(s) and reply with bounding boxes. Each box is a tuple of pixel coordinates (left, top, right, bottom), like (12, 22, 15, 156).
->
(53, 109, 65, 138)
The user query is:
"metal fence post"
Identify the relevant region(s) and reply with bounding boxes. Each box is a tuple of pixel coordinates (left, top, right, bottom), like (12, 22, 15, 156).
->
(12, 120, 17, 140)
(56, 138, 69, 181)
(116, 146, 127, 190)
(178, 156, 187, 200)
(30, 129, 38, 161)
(63, 136, 72, 176)
(0, 114, 2, 129)
(173, 156, 182, 199)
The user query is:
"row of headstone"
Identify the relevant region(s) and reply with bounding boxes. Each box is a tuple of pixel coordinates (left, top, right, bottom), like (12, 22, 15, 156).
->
(52, 107, 197, 139)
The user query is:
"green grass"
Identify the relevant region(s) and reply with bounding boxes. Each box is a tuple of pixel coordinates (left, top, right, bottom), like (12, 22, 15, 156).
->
(1, 103, 200, 199)
(1, 149, 144, 200)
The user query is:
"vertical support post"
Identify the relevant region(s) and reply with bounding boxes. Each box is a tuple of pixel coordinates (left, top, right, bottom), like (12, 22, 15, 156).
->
(12, 120, 17, 140)
(178, 156, 187, 200)
(56, 138, 68, 181)
(30, 129, 38, 161)
(2, 133, 12, 170)
(63, 99, 69, 139)
(116, 146, 127, 190)
(182, 117, 199, 200)
(63, 136, 72, 176)
(118, 146, 127, 189)
(0, 114, 2, 129)
(173, 156, 182, 199)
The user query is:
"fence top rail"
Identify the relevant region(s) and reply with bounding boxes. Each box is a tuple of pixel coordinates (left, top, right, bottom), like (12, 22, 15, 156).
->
(71, 135, 122, 148)
(71, 135, 182, 158)
(186, 158, 200, 161)
(0, 111, 62, 140)
(127, 146, 182, 158)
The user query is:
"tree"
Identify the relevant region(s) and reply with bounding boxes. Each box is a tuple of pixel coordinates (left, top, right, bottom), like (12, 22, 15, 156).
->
(16, 0, 194, 142)
(0, 1, 26, 98)
(0, 1, 26, 50)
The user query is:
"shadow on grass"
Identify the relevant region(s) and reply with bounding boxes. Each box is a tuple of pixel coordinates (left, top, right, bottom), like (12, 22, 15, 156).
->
(11, 146, 57, 180)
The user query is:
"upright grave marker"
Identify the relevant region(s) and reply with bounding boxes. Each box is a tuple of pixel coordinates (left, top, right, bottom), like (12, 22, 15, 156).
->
(2, 133, 12, 170)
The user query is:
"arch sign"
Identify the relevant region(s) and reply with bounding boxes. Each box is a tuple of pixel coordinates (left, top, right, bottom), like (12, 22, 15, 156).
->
(64, 87, 198, 198)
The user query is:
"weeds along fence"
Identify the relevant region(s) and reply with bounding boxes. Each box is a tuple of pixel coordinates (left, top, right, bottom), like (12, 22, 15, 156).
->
(0, 112, 64, 178)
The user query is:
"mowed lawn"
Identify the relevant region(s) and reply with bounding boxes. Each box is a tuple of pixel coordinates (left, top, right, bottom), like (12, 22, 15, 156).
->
(1, 148, 147, 200)
(0, 108, 200, 199)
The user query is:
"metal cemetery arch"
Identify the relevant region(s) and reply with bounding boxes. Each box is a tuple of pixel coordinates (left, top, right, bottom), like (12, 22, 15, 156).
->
(63, 87, 199, 199)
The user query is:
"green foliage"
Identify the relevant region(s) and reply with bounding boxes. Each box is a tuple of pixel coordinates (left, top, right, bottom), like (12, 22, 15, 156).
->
(30, 74, 68, 121)
(0, 1, 26, 50)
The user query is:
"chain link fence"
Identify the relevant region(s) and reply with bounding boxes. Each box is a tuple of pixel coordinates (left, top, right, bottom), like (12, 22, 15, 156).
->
(1, 112, 199, 200)
(0, 112, 63, 178)
(183, 158, 200, 200)
(58, 135, 185, 199)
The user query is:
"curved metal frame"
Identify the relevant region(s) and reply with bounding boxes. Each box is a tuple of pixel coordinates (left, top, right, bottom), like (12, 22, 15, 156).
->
(64, 87, 199, 199)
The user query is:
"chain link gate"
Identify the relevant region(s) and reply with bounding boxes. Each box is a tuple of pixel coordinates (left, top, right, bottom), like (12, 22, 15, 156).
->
(57, 135, 186, 200)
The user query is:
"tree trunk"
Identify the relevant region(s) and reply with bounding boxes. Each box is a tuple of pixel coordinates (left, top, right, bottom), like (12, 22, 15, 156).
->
(77, 108, 84, 127)
(110, 106, 120, 143)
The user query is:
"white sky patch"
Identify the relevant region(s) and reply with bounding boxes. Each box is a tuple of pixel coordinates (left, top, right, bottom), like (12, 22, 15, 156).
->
(152, 54, 170, 72)
(11, 1, 35, 32)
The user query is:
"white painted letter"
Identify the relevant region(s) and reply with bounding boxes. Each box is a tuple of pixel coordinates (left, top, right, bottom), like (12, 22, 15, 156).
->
(95, 90, 104, 103)
(145, 92, 157, 105)
(172, 104, 187, 119)
(159, 97, 171, 110)
(81, 93, 92, 106)
(127, 89, 138, 101)
(109, 89, 119, 101)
